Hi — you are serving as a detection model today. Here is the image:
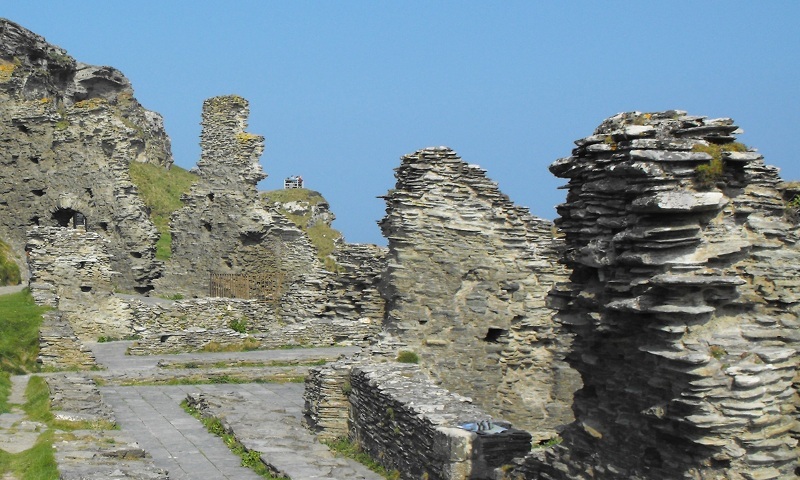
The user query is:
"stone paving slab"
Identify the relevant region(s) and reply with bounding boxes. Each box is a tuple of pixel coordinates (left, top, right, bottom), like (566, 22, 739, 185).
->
(101, 384, 263, 480)
(187, 386, 384, 480)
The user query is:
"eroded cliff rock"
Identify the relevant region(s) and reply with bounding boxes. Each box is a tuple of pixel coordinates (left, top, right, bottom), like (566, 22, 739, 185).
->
(379, 146, 580, 436)
(519, 111, 799, 479)
(0, 18, 166, 291)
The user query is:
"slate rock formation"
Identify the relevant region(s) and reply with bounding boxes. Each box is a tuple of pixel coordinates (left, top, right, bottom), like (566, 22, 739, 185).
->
(524, 111, 799, 479)
(0, 18, 166, 291)
(379, 146, 580, 436)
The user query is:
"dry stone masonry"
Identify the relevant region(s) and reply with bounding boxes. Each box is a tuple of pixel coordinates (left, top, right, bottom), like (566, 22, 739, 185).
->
(379, 147, 580, 436)
(304, 360, 532, 480)
(27, 226, 132, 342)
(518, 111, 800, 480)
(0, 18, 165, 291)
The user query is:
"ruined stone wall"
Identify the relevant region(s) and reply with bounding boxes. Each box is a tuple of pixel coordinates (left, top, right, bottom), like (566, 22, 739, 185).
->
(304, 360, 532, 480)
(124, 296, 380, 355)
(520, 111, 800, 479)
(379, 147, 579, 435)
(328, 243, 386, 322)
(0, 19, 166, 291)
(27, 226, 132, 340)
(160, 95, 328, 312)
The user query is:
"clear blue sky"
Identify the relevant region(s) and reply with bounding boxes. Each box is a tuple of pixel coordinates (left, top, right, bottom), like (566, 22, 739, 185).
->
(2, 1, 798, 245)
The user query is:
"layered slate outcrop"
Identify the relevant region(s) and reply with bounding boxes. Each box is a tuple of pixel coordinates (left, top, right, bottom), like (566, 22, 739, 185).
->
(379, 147, 580, 436)
(0, 18, 166, 291)
(522, 112, 800, 479)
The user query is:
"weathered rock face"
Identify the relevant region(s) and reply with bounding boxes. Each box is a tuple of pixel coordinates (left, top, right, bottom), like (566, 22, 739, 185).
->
(160, 95, 327, 305)
(379, 147, 579, 436)
(0, 18, 165, 291)
(524, 111, 800, 479)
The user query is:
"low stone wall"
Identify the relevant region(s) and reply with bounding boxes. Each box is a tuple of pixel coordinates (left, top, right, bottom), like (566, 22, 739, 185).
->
(37, 310, 97, 370)
(304, 361, 532, 480)
(126, 295, 380, 354)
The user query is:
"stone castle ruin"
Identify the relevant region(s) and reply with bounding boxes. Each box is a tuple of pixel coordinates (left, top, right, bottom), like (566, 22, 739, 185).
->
(1, 17, 798, 480)
(379, 147, 580, 436)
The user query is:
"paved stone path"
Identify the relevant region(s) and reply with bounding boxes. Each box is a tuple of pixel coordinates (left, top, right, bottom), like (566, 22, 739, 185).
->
(92, 342, 379, 480)
(0, 375, 44, 455)
(101, 384, 264, 480)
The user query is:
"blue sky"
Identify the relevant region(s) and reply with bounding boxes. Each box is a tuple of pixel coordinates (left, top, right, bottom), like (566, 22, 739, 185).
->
(2, 2, 798, 245)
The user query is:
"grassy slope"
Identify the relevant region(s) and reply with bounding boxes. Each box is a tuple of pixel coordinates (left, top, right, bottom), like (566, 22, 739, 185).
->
(262, 188, 343, 270)
(0, 239, 21, 286)
(129, 162, 197, 260)
(0, 289, 48, 375)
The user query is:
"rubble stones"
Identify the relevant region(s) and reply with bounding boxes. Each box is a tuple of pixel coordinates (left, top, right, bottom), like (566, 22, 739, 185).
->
(379, 146, 580, 435)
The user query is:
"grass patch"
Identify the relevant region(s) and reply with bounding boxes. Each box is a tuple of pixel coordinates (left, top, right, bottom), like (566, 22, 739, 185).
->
(0, 239, 21, 286)
(128, 162, 197, 260)
(396, 351, 419, 364)
(182, 400, 289, 479)
(0, 372, 10, 413)
(0, 289, 49, 374)
(159, 359, 327, 369)
(0, 430, 59, 480)
(323, 437, 399, 479)
(118, 373, 305, 387)
(262, 188, 343, 271)
(692, 142, 748, 190)
(200, 338, 261, 353)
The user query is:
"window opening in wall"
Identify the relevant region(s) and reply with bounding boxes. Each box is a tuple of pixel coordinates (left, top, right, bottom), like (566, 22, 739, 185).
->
(483, 328, 507, 343)
(51, 208, 87, 229)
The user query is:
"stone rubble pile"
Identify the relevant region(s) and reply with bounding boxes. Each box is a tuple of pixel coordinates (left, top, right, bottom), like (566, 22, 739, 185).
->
(379, 146, 579, 435)
(514, 111, 800, 480)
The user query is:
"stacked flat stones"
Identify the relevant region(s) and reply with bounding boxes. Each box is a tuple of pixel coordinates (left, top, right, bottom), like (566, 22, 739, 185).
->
(524, 112, 799, 479)
(379, 147, 579, 435)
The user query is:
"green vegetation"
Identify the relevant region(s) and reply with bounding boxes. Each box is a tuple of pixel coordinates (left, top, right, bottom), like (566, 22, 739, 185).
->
(228, 317, 249, 334)
(784, 181, 800, 224)
(182, 400, 289, 479)
(692, 142, 748, 190)
(200, 338, 261, 353)
(0, 372, 10, 413)
(0, 289, 49, 374)
(323, 437, 400, 479)
(159, 358, 327, 369)
(396, 351, 419, 364)
(262, 188, 343, 271)
(709, 345, 727, 360)
(0, 430, 59, 480)
(0, 239, 21, 286)
(128, 162, 197, 260)
(119, 375, 304, 387)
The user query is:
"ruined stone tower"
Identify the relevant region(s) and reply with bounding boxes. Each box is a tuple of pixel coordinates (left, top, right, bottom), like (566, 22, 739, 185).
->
(379, 146, 580, 436)
(522, 111, 799, 479)
(162, 95, 324, 302)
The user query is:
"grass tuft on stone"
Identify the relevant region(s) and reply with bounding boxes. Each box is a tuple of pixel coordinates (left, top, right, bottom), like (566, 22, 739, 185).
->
(182, 400, 289, 479)
(128, 162, 197, 260)
(323, 436, 400, 479)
